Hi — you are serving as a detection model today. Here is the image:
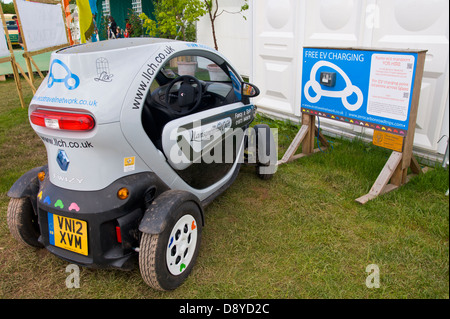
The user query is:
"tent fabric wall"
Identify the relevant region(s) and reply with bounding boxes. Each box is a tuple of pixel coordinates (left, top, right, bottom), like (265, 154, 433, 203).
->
(249, 0, 449, 161)
(109, 0, 132, 31)
(94, 1, 105, 40)
(141, 0, 155, 21)
(96, 0, 155, 40)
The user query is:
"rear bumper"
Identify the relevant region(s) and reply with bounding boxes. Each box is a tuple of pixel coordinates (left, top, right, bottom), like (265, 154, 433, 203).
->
(36, 171, 168, 270)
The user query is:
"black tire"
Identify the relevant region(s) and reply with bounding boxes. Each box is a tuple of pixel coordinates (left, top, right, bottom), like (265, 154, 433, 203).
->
(254, 124, 277, 180)
(256, 166, 274, 180)
(139, 201, 202, 291)
(7, 197, 43, 248)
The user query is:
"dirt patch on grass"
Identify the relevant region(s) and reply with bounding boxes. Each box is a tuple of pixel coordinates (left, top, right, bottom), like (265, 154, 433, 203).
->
(251, 185, 270, 201)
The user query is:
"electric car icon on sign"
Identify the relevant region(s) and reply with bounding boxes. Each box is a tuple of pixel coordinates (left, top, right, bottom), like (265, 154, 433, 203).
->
(304, 61, 364, 111)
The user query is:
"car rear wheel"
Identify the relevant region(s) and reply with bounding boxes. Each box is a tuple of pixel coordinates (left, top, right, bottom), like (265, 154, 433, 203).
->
(253, 124, 277, 180)
(7, 197, 43, 248)
(139, 201, 202, 291)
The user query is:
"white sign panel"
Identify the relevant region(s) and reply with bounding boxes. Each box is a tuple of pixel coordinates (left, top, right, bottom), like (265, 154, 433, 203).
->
(16, 0, 67, 52)
(367, 54, 416, 122)
(0, 19, 10, 58)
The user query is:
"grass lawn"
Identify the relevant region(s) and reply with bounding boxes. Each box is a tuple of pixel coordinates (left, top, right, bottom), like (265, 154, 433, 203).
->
(0, 77, 448, 299)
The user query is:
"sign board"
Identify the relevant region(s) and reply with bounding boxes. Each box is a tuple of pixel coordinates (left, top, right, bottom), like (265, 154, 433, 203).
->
(301, 47, 418, 136)
(15, 0, 68, 52)
(372, 131, 404, 152)
(11, 0, 70, 94)
(280, 46, 427, 204)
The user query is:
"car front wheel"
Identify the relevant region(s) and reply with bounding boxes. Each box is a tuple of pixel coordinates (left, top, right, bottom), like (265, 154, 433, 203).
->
(139, 201, 202, 291)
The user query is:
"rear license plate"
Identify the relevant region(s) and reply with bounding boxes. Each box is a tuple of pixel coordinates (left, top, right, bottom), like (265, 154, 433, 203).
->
(48, 213, 88, 256)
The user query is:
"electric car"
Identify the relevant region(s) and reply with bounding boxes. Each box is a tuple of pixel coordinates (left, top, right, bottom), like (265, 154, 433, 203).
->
(7, 38, 277, 291)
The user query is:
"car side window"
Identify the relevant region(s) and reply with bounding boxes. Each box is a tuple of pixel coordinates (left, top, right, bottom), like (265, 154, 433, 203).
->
(162, 56, 231, 82)
(147, 55, 238, 108)
(142, 54, 240, 148)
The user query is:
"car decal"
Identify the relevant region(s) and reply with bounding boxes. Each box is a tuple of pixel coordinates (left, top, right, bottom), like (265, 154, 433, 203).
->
(47, 59, 80, 91)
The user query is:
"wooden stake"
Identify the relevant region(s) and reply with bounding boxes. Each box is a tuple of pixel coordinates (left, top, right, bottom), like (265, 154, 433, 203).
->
(278, 124, 309, 165)
(0, 5, 26, 108)
(12, 0, 34, 84)
(355, 151, 403, 204)
(277, 113, 329, 165)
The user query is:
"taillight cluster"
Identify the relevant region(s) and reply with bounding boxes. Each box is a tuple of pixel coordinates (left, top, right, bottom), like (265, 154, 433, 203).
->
(30, 109, 95, 131)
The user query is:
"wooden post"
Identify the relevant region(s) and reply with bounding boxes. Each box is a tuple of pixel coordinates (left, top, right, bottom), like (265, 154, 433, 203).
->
(12, 0, 35, 86)
(277, 113, 329, 165)
(60, 0, 72, 45)
(0, 5, 26, 108)
(302, 114, 315, 154)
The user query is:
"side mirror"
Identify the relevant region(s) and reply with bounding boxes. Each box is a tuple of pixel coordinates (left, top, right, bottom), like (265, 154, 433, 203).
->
(242, 83, 260, 98)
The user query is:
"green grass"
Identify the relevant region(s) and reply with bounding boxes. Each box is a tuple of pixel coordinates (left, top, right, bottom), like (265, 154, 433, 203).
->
(0, 78, 448, 299)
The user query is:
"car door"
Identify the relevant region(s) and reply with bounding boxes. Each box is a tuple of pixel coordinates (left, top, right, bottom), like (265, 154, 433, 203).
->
(160, 54, 256, 190)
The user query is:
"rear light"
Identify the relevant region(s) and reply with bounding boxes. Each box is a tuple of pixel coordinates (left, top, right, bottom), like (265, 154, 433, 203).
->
(30, 109, 95, 131)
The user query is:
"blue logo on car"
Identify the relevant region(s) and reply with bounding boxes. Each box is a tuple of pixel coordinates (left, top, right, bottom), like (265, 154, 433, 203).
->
(56, 149, 70, 171)
(48, 59, 80, 90)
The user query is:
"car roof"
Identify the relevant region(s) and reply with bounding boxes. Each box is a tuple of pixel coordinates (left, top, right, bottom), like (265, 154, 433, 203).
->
(56, 38, 180, 55)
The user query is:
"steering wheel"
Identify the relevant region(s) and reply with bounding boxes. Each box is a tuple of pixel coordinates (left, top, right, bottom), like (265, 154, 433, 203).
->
(164, 75, 203, 116)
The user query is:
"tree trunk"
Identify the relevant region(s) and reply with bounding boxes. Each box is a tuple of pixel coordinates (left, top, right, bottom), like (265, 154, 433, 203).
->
(205, 0, 219, 51)
(210, 18, 218, 51)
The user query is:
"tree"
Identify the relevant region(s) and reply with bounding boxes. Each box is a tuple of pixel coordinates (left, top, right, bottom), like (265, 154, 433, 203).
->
(140, 0, 206, 42)
(1, 1, 15, 14)
(203, 0, 249, 51)
(127, 9, 144, 37)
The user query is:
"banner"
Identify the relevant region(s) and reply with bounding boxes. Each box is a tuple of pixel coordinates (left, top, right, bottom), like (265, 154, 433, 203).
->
(15, 0, 67, 52)
(76, 0, 94, 44)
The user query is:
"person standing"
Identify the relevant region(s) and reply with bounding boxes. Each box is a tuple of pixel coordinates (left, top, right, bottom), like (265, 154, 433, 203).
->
(12, 15, 23, 49)
(108, 16, 117, 39)
(116, 27, 123, 38)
